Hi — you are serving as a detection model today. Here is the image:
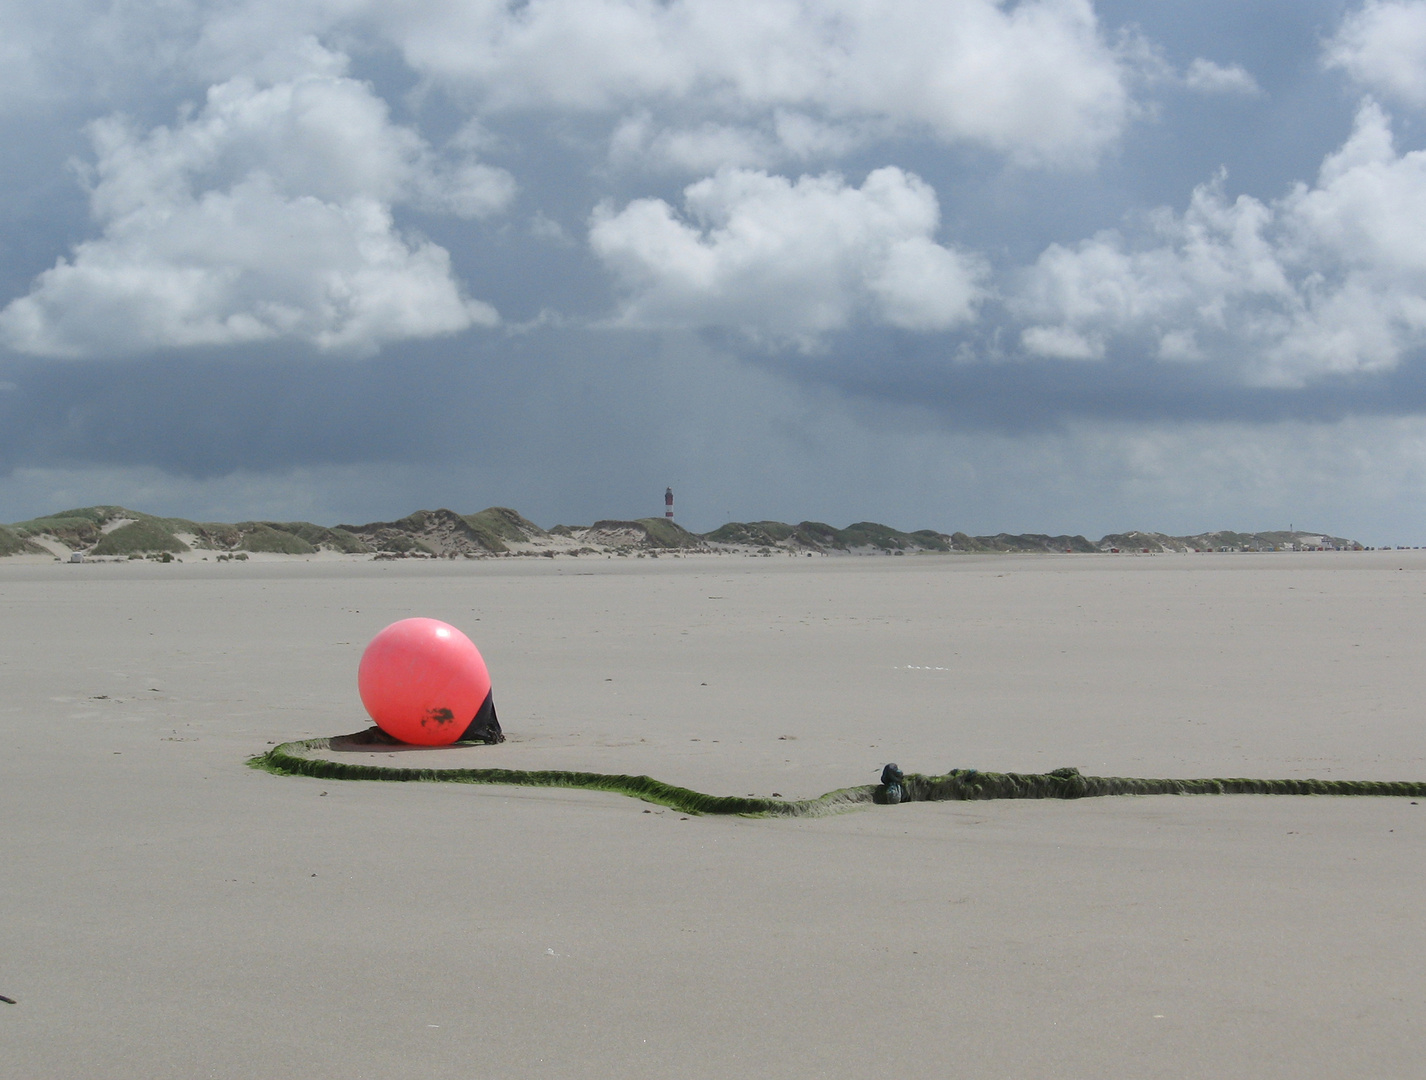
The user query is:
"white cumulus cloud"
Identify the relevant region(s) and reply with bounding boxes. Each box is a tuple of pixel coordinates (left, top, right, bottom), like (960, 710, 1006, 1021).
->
(1020, 325, 1103, 360)
(608, 110, 875, 173)
(1016, 101, 1426, 385)
(384, 0, 1135, 168)
(0, 63, 512, 359)
(1327, 0, 1426, 106)
(589, 166, 985, 347)
(1182, 58, 1261, 96)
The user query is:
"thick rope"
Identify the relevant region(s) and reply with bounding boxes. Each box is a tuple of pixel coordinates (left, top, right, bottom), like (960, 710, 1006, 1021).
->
(248, 740, 1426, 818)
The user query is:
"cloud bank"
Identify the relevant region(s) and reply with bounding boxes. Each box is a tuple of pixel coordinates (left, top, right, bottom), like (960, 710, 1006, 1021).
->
(387, 0, 1135, 167)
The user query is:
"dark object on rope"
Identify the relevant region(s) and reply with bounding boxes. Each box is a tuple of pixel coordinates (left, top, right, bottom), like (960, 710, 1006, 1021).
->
(880, 763, 905, 805)
(457, 689, 504, 744)
(901, 766, 1426, 801)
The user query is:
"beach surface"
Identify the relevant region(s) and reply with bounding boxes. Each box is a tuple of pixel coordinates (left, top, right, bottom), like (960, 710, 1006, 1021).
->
(3, 551, 1424, 1078)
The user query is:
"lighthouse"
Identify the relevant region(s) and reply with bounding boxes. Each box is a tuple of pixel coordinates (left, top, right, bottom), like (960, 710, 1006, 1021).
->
(665, 487, 674, 520)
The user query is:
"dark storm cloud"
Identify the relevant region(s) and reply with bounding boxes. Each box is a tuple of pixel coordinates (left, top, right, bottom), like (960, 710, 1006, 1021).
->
(7, 324, 1426, 493)
(0, 338, 553, 478)
(791, 342, 1426, 431)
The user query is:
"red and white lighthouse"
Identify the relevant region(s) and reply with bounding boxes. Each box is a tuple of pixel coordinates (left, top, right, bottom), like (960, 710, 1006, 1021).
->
(665, 487, 674, 520)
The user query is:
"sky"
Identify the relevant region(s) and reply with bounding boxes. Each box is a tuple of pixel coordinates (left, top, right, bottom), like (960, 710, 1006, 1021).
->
(6, 1, 1426, 541)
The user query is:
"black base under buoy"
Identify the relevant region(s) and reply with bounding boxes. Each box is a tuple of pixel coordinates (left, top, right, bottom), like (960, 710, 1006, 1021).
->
(457, 689, 504, 744)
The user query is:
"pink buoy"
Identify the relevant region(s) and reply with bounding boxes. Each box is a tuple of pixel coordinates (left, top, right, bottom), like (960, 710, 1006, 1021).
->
(357, 618, 491, 746)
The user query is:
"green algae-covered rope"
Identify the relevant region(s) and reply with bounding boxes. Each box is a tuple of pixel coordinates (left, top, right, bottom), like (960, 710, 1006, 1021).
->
(249, 740, 1426, 818)
(249, 738, 873, 817)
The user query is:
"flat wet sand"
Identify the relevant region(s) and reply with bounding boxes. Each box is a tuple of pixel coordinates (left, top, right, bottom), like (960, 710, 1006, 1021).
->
(3, 552, 1424, 1078)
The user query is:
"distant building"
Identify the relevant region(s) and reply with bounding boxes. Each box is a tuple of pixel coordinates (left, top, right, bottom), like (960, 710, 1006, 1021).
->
(665, 487, 674, 520)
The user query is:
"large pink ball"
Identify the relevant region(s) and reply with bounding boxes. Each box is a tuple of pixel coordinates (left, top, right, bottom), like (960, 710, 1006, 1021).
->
(357, 618, 491, 746)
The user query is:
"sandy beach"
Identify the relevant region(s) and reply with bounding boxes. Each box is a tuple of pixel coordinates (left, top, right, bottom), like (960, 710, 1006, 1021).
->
(3, 551, 1425, 1078)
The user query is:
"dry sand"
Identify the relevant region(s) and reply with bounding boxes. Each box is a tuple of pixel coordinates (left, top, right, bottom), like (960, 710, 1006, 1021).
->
(2, 551, 1425, 1078)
